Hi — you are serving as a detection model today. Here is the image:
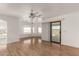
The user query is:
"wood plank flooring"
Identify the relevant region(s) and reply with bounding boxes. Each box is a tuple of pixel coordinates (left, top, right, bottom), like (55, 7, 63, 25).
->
(0, 38, 79, 56)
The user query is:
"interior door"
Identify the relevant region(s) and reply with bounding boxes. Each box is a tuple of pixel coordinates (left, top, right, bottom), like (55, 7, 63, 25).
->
(50, 21, 61, 44)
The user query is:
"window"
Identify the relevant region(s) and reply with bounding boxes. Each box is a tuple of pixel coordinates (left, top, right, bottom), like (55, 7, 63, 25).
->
(0, 20, 7, 44)
(52, 26, 60, 29)
(38, 27, 42, 33)
(24, 26, 31, 34)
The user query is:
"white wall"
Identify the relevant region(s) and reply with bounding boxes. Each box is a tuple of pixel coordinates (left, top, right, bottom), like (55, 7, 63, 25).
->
(42, 22, 50, 41)
(7, 17, 19, 43)
(0, 15, 19, 44)
(61, 12, 79, 48)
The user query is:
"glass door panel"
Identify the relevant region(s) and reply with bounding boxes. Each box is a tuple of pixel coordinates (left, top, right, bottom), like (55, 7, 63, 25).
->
(51, 21, 61, 44)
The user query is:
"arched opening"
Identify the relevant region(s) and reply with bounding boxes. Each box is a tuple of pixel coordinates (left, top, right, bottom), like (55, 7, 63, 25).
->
(0, 20, 7, 44)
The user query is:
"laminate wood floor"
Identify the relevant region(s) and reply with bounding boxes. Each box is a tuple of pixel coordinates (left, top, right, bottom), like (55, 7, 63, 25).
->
(0, 38, 79, 56)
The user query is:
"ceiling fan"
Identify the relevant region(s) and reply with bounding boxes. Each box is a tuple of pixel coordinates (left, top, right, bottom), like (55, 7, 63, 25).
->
(29, 9, 42, 19)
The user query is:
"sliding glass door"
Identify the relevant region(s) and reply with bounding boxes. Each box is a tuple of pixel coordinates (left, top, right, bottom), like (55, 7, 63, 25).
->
(50, 21, 61, 44)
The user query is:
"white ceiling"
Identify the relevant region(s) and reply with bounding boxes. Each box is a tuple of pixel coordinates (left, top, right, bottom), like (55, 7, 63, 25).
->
(0, 3, 79, 18)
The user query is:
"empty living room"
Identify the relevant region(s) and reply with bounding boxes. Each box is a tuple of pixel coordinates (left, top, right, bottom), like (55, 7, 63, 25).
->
(0, 3, 79, 56)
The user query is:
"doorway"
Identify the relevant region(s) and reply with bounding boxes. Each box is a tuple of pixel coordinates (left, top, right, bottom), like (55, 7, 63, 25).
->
(50, 21, 61, 44)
